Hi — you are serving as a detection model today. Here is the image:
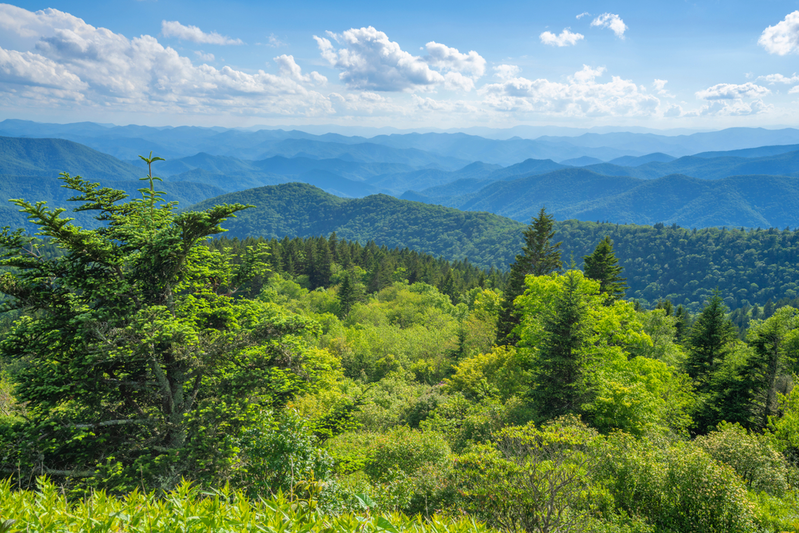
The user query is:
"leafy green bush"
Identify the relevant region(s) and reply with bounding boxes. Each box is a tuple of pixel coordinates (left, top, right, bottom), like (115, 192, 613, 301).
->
(595, 432, 758, 533)
(696, 422, 792, 496)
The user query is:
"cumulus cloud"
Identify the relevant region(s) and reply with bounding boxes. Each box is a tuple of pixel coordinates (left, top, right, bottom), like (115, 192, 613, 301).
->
(161, 20, 243, 45)
(576, 12, 590, 19)
(194, 50, 214, 62)
(274, 54, 327, 85)
(591, 13, 627, 39)
(314, 27, 485, 92)
(479, 64, 659, 117)
(540, 29, 584, 47)
(695, 82, 770, 100)
(494, 64, 520, 81)
(0, 6, 332, 117)
(692, 81, 772, 116)
(685, 99, 771, 117)
(757, 73, 799, 84)
(759, 11, 799, 55)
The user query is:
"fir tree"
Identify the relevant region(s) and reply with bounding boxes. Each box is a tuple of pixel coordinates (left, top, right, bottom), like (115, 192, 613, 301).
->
(583, 235, 627, 301)
(529, 272, 587, 418)
(496, 208, 562, 345)
(337, 272, 356, 317)
(685, 292, 737, 392)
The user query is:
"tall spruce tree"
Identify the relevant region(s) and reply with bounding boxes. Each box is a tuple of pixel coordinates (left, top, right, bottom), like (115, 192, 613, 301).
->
(496, 208, 562, 345)
(529, 271, 588, 418)
(685, 292, 737, 391)
(583, 235, 627, 301)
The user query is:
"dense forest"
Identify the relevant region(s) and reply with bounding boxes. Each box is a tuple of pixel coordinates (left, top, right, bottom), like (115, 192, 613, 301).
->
(1, 171, 798, 532)
(192, 183, 799, 312)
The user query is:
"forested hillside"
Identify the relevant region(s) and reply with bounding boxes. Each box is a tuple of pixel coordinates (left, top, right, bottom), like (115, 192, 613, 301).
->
(187, 183, 799, 311)
(2, 171, 798, 532)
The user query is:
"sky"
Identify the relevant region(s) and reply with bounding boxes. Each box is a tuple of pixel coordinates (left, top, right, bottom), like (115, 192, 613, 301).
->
(2, 0, 799, 131)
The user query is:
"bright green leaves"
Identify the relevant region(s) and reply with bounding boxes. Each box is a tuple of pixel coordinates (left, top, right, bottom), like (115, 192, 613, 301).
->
(515, 270, 693, 434)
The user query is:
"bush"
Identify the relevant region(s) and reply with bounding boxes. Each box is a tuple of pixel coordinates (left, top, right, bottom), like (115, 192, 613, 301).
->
(696, 422, 792, 496)
(595, 433, 758, 533)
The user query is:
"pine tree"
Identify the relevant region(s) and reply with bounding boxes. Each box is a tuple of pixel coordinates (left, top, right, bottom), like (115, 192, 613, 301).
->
(583, 235, 627, 301)
(496, 208, 562, 345)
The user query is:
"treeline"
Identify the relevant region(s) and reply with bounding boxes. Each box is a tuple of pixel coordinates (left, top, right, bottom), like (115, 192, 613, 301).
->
(189, 183, 799, 312)
(206, 235, 506, 300)
(556, 220, 799, 311)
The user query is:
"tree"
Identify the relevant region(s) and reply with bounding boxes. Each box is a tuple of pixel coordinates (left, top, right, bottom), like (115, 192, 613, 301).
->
(745, 306, 799, 429)
(337, 271, 356, 317)
(529, 272, 589, 418)
(0, 166, 319, 489)
(685, 292, 737, 391)
(496, 208, 562, 345)
(583, 235, 627, 301)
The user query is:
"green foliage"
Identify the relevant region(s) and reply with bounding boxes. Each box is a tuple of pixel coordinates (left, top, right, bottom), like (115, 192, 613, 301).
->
(595, 432, 759, 533)
(514, 270, 687, 435)
(0, 170, 322, 490)
(496, 207, 562, 345)
(454, 417, 612, 533)
(326, 426, 452, 514)
(445, 345, 528, 402)
(583, 235, 627, 301)
(0, 477, 495, 533)
(695, 422, 792, 496)
(233, 409, 334, 499)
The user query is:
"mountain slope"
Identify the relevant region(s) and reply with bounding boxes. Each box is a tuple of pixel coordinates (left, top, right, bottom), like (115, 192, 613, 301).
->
(0, 136, 142, 181)
(188, 183, 525, 269)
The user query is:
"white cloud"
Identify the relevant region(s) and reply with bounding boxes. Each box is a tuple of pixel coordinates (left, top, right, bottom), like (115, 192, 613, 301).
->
(194, 50, 214, 62)
(652, 79, 674, 97)
(759, 11, 799, 55)
(161, 20, 243, 45)
(314, 27, 484, 92)
(576, 12, 590, 19)
(692, 81, 772, 116)
(479, 64, 659, 117)
(425, 41, 485, 77)
(685, 99, 771, 117)
(539, 29, 584, 47)
(0, 6, 332, 117)
(790, 85, 799, 94)
(695, 82, 770, 100)
(274, 54, 326, 85)
(757, 73, 799, 84)
(663, 103, 682, 117)
(494, 64, 520, 81)
(591, 13, 628, 39)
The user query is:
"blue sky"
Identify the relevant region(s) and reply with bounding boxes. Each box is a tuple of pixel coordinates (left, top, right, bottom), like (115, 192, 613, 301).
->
(2, 0, 799, 131)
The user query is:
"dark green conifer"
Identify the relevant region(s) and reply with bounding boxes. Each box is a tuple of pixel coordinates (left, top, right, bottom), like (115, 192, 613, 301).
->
(583, 235, 627, 301)
(530, 272, 587, 419)
(496, 208, 562, 345)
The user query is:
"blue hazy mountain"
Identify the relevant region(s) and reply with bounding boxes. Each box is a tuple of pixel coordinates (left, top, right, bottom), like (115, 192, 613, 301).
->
(414, 167, 799, 228)
(8, 119, 799, 166)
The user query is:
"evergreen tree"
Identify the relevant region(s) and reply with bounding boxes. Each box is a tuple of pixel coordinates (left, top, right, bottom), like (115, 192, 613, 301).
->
(496, 208, 562, 345)
(685, 292, 737, 392)
(0, 167, 316, 488)
(583, 235, 627, 301)
(337, 272, 356, 317)
(529, 272, 587, 418)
